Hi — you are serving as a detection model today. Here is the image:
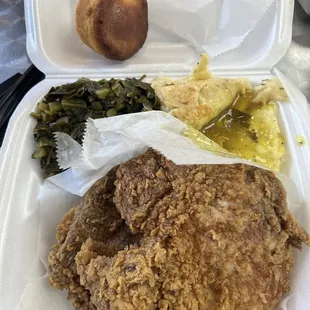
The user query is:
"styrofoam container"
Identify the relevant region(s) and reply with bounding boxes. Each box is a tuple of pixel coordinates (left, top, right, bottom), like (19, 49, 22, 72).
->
(1, 0, 310, 309)
(298, 0, 310, 15)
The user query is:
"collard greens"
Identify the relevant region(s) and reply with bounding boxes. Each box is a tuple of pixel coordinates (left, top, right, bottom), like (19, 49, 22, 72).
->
(31, 76, 160, 178)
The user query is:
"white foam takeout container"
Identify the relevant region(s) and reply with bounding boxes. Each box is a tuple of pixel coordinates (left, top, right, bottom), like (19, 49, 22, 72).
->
(1, 0, 310, 309)
(298, 0, 310, 15)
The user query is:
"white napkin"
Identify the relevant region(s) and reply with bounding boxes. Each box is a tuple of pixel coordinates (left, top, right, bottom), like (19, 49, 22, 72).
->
(148, 0, 275, 57)
(51, 112, 262, 196)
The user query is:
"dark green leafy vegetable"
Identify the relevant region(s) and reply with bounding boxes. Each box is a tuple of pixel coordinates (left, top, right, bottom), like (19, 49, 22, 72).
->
(32, 147, 47, 159)
(220, 109, 251, 131)
(31, 76, 160, 178)
(205, 105, 252, 133)
(231, 109, 252, 127)
(248, 130, 259, 142)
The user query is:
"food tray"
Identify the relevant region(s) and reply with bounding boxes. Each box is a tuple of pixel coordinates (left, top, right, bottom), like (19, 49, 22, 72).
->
(0, 0, 310, 309)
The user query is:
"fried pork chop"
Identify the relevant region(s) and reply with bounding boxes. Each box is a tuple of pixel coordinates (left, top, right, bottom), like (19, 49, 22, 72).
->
(49, 149, 310, 309)
(48, 167, 141, 309)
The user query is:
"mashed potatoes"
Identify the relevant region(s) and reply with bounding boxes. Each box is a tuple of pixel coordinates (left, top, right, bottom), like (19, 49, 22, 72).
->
(152, 54, 288, 171)
(152, 77, 251, 131)
(203, 91, 285, 171)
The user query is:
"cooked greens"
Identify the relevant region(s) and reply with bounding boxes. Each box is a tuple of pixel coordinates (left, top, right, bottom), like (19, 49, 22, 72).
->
(31, 76, 160, 178)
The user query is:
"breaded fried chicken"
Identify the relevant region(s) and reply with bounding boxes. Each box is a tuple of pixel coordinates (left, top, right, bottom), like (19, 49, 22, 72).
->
(48, 167, 141, 309)
(75, 149, 310, 310)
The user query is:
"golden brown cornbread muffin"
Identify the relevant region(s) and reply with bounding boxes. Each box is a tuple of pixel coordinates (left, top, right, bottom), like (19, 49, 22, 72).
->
(76, 0, 148, 61)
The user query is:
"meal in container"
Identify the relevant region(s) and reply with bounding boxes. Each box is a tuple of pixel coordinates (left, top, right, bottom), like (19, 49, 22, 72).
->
(27, 53, 310, 309)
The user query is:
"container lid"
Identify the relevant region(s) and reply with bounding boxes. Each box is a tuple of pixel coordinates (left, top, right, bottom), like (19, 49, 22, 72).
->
(25, 0, 294, 77)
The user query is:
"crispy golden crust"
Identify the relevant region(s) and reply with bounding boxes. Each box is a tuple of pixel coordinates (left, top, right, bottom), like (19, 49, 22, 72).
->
(50, 149, 310, 309)
(75, 150, 310, 310)
(76, 0, 148, 60)
(48, 167, 141, 310)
